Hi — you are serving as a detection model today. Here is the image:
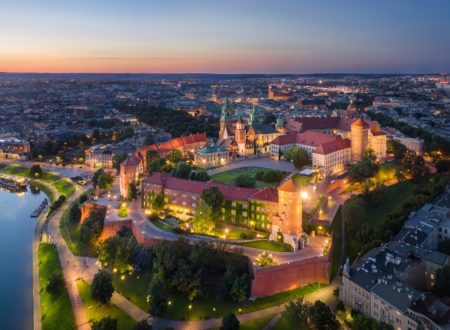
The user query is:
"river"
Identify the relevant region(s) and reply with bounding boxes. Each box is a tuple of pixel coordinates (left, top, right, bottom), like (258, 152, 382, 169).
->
(0, 187, 45, 330)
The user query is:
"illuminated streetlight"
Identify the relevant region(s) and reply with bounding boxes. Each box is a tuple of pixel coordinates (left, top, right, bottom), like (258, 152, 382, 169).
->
(301, 191, 309, 200)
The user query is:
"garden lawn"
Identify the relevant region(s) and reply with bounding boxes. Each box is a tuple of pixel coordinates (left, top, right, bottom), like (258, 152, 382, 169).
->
(238, 240, 293, 252)
(112, 271, 323, 321)
(152, 219, 177, 232)
(60, 190, 97, 257)
(30, 181, 55, 203)
(76, 279, 137, 330)
(53, 179, 75, 197)
(211, 167, 285, 188)
(213, 222, 268, 240)
(330, 208, 343, 279)
(39, 243, 76, 330)
(362, 180, 416, 227)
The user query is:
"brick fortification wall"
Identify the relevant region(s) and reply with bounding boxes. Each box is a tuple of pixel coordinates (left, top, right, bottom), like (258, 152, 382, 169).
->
(251, 256, 330, 298)
(100, 220, 159, 248)
(100, 220, 132, 241)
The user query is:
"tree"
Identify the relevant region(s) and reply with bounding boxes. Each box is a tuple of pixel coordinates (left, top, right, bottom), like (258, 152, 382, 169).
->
(440, 239, 450, 255)
(201, 187, 224, 215)
(255, 169, 266, 181)
(342, 197, 365, 235)
(433, 265, 450, 297)
(284, 147, 310, 169)
(151, 192, 165, 212)
(282, 298, 309, 329)
(92, 317, 117, 330)
(255, 251, 276, 267)
(387, 139, 407, 161)
(30, 164, 42, 178)
(308, 300, 339, 330)
(79, 210, 104, 247)
(148, 277, 168, 316)
(349, 150, 379, 182)
(128, 183, 138, 201)
(146, 150, 159, 168)
(436, 159, 450, 173)
(192, 200, 215, 234)
(112, 152, 128, 170)
(134, 320, 152, 330)
(166, 149, 183, 164)
(174, 162, 191, 179)
(92, 169, 104, 188)
(196, 171, 210, 182)
(97, 172, 114, 191)
(91, 271, 114, 304)
(351, 314, 393, 330)
(46, 273, 65, 296)
(229, 274, 250, 302)
(221, 313, 240, 330)
(234, 174, 256, 188)
(69, 203, 81, 224)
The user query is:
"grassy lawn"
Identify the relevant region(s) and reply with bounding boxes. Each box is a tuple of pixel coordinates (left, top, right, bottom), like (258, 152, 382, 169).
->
(240, 314, 275, 330)
(60, 190, 97, 257)
(362, 180, 416, 227)
(211, 167, 285, 188)
(330, 208, 343, 279)
(273, 314, 291, 330)
(76, 279, 137, 329)
(212, 222, 268, 240)
(39, 243, 76, 330)
(53, 179, 76, 197)
(152, 219, 177, 232)
(0, 163, 6, 170)
(30, 181, 55, 203)
(112, 271, 323, 321)
(238, 240, 293, 252)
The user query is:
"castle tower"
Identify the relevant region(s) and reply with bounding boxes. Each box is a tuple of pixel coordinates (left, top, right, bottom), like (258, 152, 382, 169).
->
(219, 98, 229, 141)
(351, 118, 369, 162)
(235, 118, 247, 153)
(269, 178, 303, 250)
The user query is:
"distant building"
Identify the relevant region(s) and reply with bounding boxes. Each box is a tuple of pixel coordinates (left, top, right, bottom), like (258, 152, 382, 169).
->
(268, 85, 294, 101)
(394, 136, 425, 155)
(340, 187, 450, 330)
(85, 145, 113, 169)
(194, 144, 230, 168)
(142, 172, 307, 250)
(0, 138, 30, 160)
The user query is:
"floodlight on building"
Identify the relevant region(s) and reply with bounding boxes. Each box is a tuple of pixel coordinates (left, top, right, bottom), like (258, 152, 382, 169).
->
(301, 191, 309, 200)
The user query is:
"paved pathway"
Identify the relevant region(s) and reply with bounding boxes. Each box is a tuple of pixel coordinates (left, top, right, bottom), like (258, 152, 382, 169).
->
(207, 157, 295, 176)
(46, 186, 92, 330)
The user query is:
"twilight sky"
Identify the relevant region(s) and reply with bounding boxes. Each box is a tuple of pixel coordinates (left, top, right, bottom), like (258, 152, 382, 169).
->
(1, 0, 450, 74)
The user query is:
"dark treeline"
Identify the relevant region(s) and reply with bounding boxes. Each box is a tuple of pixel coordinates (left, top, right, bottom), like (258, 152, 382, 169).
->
(116, 102, 219, 138)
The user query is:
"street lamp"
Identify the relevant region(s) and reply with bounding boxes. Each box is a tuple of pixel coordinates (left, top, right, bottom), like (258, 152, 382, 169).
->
(301, 191, 309, 200)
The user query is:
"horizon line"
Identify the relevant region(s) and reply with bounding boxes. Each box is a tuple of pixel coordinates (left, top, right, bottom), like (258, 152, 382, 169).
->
(0, 71, 445, 76)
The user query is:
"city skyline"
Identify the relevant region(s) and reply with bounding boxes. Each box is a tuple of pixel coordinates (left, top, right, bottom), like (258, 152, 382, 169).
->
(1, 0, 450, 74)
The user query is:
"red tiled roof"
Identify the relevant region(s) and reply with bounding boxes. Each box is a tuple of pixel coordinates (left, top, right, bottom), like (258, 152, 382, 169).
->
(314, 137, 351, 155)
(144, 173, 261, 202)
(249, 188, 278, 203)
(278, 178, 297, 193)
(271, 131, 337, 147)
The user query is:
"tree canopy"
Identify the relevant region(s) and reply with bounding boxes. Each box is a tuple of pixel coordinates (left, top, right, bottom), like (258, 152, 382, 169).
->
(201, 187, 224, 214)
(91, 271, 114, 304)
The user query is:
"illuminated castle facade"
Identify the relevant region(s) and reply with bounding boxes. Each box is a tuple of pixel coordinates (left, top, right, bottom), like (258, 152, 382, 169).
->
(142, 172, 306, 250)
(218, 99, 280, 157)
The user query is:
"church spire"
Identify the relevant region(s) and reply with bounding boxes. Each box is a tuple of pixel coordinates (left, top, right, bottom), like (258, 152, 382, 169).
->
(249, 104, 257, 125)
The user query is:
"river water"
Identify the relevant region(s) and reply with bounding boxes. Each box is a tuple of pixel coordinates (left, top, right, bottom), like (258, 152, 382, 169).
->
(0, 187, 45, 330)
